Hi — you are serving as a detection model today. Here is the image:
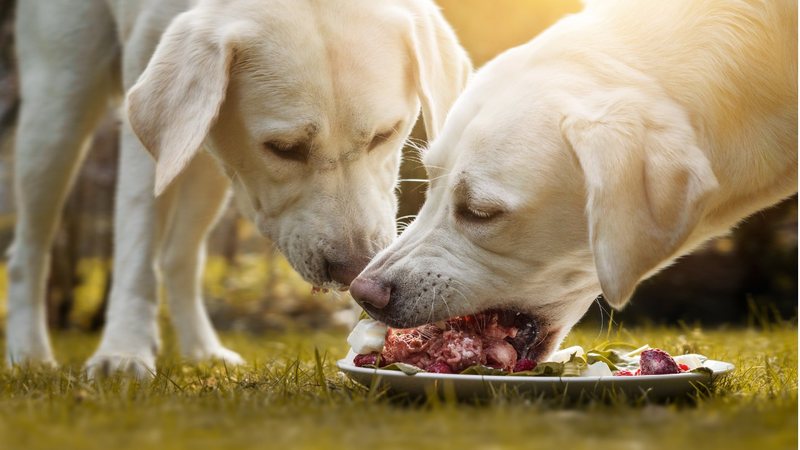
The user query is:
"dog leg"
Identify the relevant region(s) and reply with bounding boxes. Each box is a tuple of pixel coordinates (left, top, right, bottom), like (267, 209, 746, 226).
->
(85, 27, 176, 379)
(84, 124, 176, 379)
(6, 0, 116, 367)
(161, 154, 241, 363)
(158, 153, 243, 365)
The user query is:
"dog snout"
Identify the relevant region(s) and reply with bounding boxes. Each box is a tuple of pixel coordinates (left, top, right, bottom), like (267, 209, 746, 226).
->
(324, 233, 387, 286)
(350, 276, 391, 309)
(325, 247, 374, 286)
(326, 260, 364, 287)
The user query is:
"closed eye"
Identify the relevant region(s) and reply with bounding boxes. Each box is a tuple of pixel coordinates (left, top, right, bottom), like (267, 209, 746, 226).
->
(263, 140, 310, 162)
(368, 121, 402, 152)
(455, 203, 505, 223)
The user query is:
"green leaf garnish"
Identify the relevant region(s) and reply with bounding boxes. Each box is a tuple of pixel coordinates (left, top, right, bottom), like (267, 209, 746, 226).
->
(689, 366, 713, 376)
(510, 362, 566, 377)
(585, 352, 619, 371)
(561, 354, 588, 377)
(596, 341, 641, 352)
(376, 363, 425, 375)
(459, 365, 508, 376)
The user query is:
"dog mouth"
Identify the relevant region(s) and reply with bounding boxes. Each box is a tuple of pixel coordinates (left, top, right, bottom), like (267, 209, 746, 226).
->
(282, 255, 349, 293)
(451, 309, 543, 361)
(355, 308, 556, 372)
(491, 309, 543, 361)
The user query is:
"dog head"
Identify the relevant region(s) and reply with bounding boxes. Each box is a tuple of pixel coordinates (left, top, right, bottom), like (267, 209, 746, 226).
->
(127, 0, 471, 289)
(351, 50, 718, 360)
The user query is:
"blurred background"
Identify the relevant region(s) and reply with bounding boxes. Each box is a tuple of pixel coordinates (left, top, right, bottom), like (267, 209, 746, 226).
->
(0, 0, 795, 336)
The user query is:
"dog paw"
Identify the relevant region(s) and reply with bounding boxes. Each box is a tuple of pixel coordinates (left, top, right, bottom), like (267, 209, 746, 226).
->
(186, 346, 245, 366)
(85, 352, 156, 380)
(5, 344, 57, 368)
(5, 354, 57, 369)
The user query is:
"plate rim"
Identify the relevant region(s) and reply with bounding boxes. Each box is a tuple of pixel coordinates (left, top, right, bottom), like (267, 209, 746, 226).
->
(336, 358, 735, 383)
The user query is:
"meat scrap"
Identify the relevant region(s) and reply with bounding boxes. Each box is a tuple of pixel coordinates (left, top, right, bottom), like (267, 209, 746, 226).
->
(354, 312, 524, 373)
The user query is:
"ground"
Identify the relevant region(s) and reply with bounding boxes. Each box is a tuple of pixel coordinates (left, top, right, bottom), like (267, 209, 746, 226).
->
(0, 323, 796, 450)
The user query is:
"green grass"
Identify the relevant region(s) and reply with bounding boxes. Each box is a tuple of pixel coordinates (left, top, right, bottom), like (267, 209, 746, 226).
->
(0, 324, 796, 450)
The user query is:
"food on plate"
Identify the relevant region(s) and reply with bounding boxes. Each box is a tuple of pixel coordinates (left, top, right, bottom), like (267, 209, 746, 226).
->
(639, 348, 682, 375)
(347, 316, 711, 377)
(348, 311, 538, 373)
(347, 319, 388, 355)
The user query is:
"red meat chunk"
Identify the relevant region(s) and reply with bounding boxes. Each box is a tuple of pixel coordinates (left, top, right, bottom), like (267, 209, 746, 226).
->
(353, 353, 379, 367)
(639, 349, 681, 375)
(368, 311, 526, 373)
(513, 359, 536, 372)
(427, 361, 454, 374)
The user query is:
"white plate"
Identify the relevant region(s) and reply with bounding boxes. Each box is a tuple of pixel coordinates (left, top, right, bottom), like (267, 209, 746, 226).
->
(337, 352, 735, 399)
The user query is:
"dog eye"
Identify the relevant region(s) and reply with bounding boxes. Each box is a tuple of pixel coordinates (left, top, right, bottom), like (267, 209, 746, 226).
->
(455, 204, 504, 222)
(264, 141, 310, 162)
(368, 123, 401, 152)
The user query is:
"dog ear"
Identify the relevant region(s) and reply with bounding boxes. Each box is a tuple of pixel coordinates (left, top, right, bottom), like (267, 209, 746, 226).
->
(407, 6, 472, 141)
(127, 11, 237, 196)
(562, 94, 718, 308)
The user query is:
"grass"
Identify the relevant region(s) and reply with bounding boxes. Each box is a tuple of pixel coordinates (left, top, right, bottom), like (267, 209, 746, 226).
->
(0, 323, 796, 450)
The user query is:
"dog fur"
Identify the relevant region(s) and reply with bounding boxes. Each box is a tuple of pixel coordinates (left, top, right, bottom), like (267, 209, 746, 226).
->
(351, 0, 797, 361)
(7, 0, 470, 377)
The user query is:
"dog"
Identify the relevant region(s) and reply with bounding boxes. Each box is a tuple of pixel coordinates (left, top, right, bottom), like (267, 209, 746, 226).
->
(7, 0, 470, 377)
(350, 0, 797, 361)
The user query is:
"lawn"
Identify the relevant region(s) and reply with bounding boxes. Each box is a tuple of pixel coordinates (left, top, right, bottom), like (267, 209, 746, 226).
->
(0, 323, 796, 450)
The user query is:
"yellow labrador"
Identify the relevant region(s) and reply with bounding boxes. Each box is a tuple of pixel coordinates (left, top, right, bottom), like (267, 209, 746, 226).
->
(8, 0, 470, 377)
(351, 0, 797, 361)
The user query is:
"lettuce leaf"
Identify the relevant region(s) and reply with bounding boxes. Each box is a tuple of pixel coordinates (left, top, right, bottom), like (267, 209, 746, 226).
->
(372, 362, 424, 375)
(510, 362, 566, 377)
(459, 365, 508, 376)
(689, 366, 713, 376)
(561, 354, 588, 377)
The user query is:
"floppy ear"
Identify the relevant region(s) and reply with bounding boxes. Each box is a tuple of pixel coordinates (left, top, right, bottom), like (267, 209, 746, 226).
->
(407, 6, 472, 140)
(562, 94, 718, 308)
(127, 11, 237, 196)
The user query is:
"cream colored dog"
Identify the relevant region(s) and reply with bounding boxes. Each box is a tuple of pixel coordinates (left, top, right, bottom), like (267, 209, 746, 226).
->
(7, 0, 470, 377)
(351, 0, 797, 361)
